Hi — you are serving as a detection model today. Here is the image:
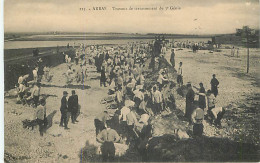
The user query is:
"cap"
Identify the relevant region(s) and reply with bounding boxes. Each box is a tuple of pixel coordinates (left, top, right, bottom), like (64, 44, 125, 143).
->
(63, 91, 68, 95)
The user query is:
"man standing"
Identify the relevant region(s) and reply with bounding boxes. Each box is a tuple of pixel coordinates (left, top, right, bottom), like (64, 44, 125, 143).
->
(68, 90, 79, 124)
(33, 67, 38, 82)
(35, 99, 46, 136)
(191, 107, 204, 137)
(94, 110, 110, 136)
(137, 114, 152, 161)
(60, 91, 69, 129)
(152, 86, 162, 114)
(119, 104, 131, 139)
(157, 71, 168, 91)
(96, 127, 121, 162)
(185, 83, 195, 123)
(115, 87, 123, 109)
(170, 48, 175, 68)
(231, 46, 235, 57)
(177, 62, 183, 87)
(198, 83, 206, 110)
(126, 107, 139, 143)
(100, 66, 107, 87)
(210, 74, 219, 97)
(31, 82, 41, 107)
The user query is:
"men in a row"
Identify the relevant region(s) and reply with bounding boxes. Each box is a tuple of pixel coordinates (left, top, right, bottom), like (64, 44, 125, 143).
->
(60, 90, 79, 129)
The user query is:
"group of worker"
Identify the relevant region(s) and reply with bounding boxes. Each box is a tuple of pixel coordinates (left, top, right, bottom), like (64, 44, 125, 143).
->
(14, 37, 228, 162)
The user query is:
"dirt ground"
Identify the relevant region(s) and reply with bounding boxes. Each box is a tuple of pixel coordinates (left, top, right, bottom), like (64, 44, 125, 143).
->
(4, 45, 260, 162)
(166, 47, 260, 144)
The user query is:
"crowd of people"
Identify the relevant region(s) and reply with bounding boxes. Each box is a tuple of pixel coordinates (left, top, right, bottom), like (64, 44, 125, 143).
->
(13, 36, 228, 162)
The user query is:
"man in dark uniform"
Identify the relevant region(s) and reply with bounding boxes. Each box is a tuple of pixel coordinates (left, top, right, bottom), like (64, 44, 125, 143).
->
(68, 90, 79, 124)
(185, 83, 195, 123)
(60, 91, 69, 129)
(210, 74, 219, 97)
(198, 83, 206, 110)
(100, 66, 107, 87)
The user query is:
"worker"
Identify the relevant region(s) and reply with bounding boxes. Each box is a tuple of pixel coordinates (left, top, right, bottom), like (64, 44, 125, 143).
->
(94, 110, 110, 136)
(191, 107, 204, 137)
(96, 127, 121, 162)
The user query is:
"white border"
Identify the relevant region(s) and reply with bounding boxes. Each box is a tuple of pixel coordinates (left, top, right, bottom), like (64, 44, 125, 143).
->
(0, 0, 4, 162)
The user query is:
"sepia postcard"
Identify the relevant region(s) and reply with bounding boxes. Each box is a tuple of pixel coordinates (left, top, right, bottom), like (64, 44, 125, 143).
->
(2, 0, 260, 162)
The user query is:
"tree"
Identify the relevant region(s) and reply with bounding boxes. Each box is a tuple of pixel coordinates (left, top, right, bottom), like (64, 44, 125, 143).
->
(236, 26, 258, 73)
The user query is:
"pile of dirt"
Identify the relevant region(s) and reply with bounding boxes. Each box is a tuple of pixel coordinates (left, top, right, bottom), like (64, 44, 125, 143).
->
(143, 57, 177, 90)
(147, 135, 259, 162)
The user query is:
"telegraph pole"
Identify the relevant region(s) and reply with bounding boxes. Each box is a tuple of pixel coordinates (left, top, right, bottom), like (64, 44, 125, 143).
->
(246, 27, 249, 73)
(236, 26, 255, 74)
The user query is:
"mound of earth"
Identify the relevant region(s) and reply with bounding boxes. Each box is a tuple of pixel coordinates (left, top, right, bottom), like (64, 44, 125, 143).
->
(147, 135, 259, 162)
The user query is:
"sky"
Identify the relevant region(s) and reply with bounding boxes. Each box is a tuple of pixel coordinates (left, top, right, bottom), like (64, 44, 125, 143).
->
(4, 0, 260, 34)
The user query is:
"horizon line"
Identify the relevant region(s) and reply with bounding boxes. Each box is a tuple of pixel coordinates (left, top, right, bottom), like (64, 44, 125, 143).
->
(4, 31, 239, 36)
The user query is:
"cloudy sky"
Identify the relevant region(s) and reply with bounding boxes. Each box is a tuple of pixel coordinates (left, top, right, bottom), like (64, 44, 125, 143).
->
(4, 0, 260, 34)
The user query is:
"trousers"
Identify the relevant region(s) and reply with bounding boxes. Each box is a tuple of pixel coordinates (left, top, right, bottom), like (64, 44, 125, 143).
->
(60, 110, 68, 127)
(94, 119, 106, 136)
(193, 123, 203, 137)
(101, 142, 115, 162)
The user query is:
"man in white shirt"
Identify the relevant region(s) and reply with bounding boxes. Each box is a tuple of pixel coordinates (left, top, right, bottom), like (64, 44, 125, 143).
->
(177, 62, 183, 87)
(191, 107, 204, 137)
(152, 86, 162, 114)
(133, 89, 144, 108)
(35, 98, 46, 136)
(31, 82, 41, 107)
(157, 71, 168, 91)
(118, 105, 131, 141)
(161, 45, 166, 55)
(115, 87, 123, 109)
(209, 106, 226, 127)
(126, 107, 139, 143)
(18, 83, 26, 104)
(18, 75, 24, 85)
(33, 67, 38, 82)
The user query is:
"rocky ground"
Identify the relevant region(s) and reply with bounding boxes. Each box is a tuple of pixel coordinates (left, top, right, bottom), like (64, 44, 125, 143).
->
(4, 45, 260, 162)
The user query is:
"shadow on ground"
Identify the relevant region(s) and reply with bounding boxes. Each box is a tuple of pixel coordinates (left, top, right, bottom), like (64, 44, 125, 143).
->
(45, 110, 57, 131)
(41, 83, 91, 90)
